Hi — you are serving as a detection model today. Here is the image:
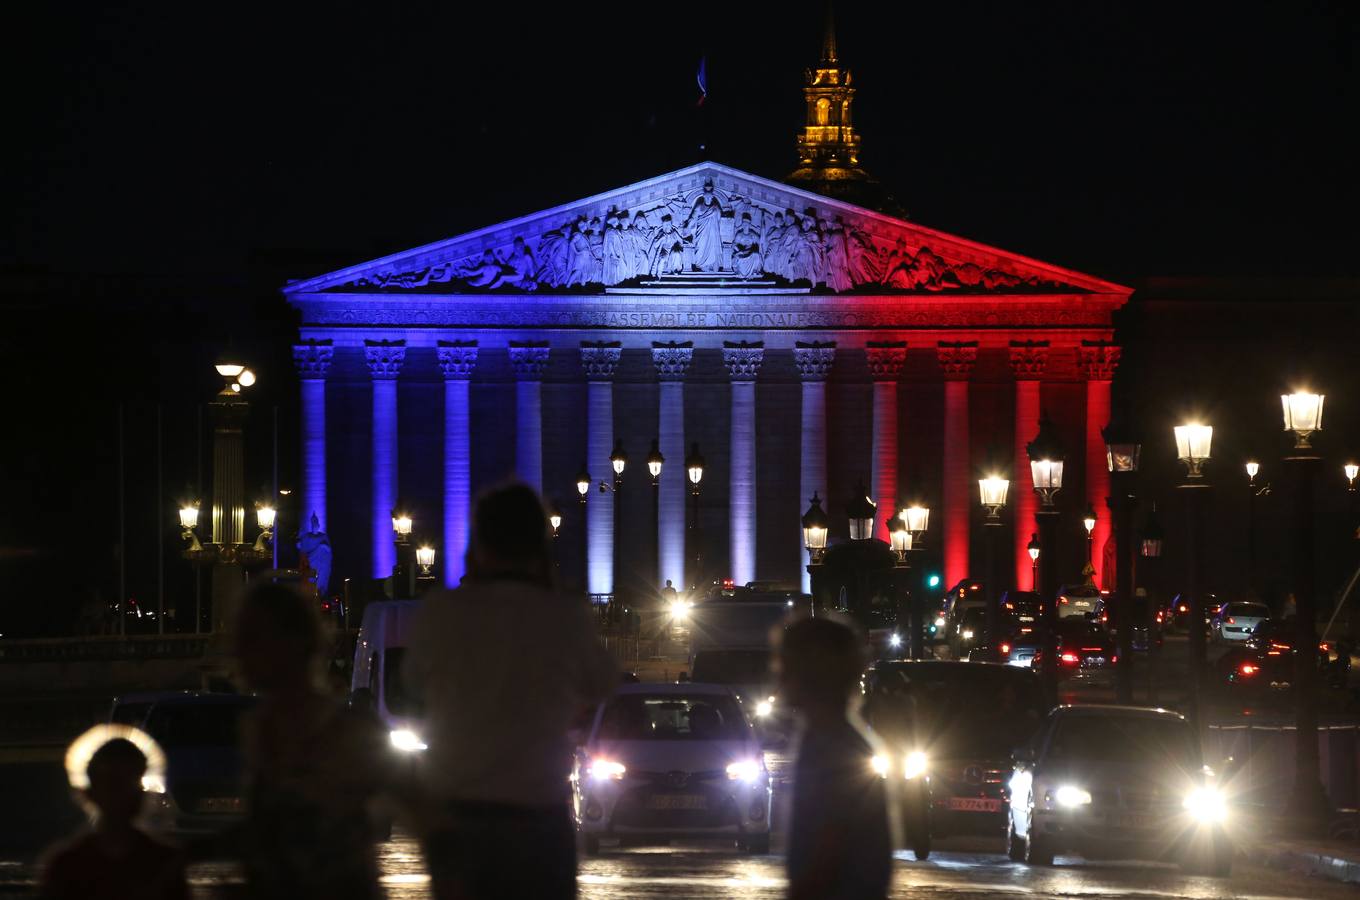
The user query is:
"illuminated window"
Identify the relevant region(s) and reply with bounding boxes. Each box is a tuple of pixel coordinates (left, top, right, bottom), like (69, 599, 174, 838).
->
(815, 98, 830, 126)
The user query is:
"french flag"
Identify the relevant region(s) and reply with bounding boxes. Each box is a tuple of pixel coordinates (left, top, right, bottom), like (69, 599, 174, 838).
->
(696, 57, 707, 106)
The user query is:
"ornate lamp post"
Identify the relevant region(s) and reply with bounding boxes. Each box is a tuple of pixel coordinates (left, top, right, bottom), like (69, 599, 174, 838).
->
(1027, 534, 1041, 591)
(1082, 504, 1098, 564)
(390, 510, 417, 598)
(576, 465, 591, 506)
(1027, 417, 1065, 680)
(1103, 418, 1142, 704)
(1174, 421, 1212, 736)
(979, 475, 1009, 645)
(648, 440, 664, 593)
(415, 545, 437, 588)
(608, 440, 628, 621)
(178, 363, 272, 637)
(802, 493, 830, 611)
(846, 482, 877, 541)
(1345, 463, 1358, 493)
(1246, 461, 1261, 596)
(899, 502, 931, 659)
(685, 443, 705, 591)
(888, 514, 913, 659)
(1281, 389, 1330, 832)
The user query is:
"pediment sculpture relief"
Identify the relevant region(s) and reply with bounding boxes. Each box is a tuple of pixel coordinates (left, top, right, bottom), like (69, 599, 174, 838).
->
(342, 179, 1068, 294)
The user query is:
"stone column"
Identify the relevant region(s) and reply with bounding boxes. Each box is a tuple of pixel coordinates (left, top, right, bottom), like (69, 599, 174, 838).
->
(938, 341, 978, 590)
(509, 341, 549, 493)
(794, 342, 836, 592)
(437, 340, 478, 588)
(1010, 341, 1050, 590)
(866, 342, 907, 541)
(581, 342, 622, 600)
(1079, 341, 1121, 589)
(292, 340, 333, 534)
(365, 339, 406, 580)
(652, 342, 693, 592)
(723, 341, 765, 587)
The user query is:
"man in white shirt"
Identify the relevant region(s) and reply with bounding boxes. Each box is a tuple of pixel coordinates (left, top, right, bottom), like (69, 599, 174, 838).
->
(408, 483, 616, 899)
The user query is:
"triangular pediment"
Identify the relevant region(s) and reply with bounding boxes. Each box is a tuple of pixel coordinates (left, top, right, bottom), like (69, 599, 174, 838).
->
(283, 162, 1127, 298)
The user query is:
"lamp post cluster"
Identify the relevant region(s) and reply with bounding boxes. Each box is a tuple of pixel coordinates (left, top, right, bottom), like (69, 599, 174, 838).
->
(389, 509, 436, 598)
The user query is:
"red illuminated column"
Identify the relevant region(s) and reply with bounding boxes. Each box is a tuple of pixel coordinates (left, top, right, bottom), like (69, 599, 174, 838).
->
(1078, 341, 1121, 590)
(938, 342, 978, 590)
(866, 343, 906, 540)
(1009, 341, 1050, 590)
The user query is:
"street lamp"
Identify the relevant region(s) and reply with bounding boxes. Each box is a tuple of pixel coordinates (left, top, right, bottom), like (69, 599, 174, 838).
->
(900, 505, 930, 546)
(391, 512, 413, 544)
(610, 439, 628, 487)
(647, 440, 664, 485)
(685, 443, 705, 590)
(647, 439, 664, 592)
(1103, 416, 1142, 704)
(978, 475, 1009, 643)
(253, 503, 276, 554)
(1082, 504, 1097, 562)
(1174, 418, 1212, 740)
(1027, 534, 1041, 591)
(846, 482, 877, 541)
(1345, 463, 1358, 492)
(576, 464, 591, 505)
(1026, 416, 1065, 602)
(1140, 505, 1164, 560)
(888, 515, 913, 563)
(1246, 460, 1260, 484)
(1174, 423, 1213, 479)
(802, 493, 830, 565)
(1280, 389, 1330, 832)
(416, 545, 436, 576)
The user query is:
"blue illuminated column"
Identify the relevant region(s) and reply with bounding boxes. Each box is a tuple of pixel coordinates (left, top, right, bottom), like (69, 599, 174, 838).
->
(794, 342, 836, 593)
(509, 341, 549, 492)
(652, 341, 693, 591)
(365, 339, 406, 579)
(867, 342, 907, 542)
(581, 342, 622, 600)
(723, 341, 764, 587)
(293, 340, 334, 533)
(437, 340, 478, 588)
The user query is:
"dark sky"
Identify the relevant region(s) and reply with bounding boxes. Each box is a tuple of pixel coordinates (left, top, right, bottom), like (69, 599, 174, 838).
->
(6, 1, 1358, 286)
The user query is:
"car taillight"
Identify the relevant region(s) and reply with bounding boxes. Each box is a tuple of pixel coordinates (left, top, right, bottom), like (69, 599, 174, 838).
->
(1059, 597, 1069, 605)
(1060, 652, 1080, 665)
(1111, 655, 1118, 664)
(1000, 642, 1011, 656)
(1226, 617, 1236, 625)
(1179, 604, 1188, 613)
(1156, 611, 1164, 623)
(1240, 663, 1259, 676)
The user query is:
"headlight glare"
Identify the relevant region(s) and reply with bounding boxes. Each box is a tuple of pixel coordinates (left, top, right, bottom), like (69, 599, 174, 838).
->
(1054, 785, 1092, 807)
(871, 755, 890, 778)
(1182, 787, 1227, 822)
(726, 759, 762, 783)
(755, 699, 773, 718)
(389, 729, 428, 752)
(588, 759, 627, 781)
(903, 751, 928, 780)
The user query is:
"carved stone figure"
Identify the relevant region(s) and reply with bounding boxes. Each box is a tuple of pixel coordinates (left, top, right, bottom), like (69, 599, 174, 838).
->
(846, 225, 883, 285)
(787, 213, 823, 284)
(625, 211, 652, 278)
(683, 179, 724, 272)
(648, 215, 686, 276)
(602, 214, 630, 285)
(566, 218, 603, 286)
(457, 249, 505, 288)
(732, 213, 764, 279)
(761, 212, 787, 279)
(535, 224, 571, 286)
(823, 218, 853, 292)
(297, 514, 332, 599)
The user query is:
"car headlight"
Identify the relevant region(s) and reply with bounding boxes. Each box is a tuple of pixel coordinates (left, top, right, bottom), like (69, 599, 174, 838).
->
(755, 697, 774, 718)
(389, 729, 428, 752)
(962, 629, 975, 640)
(889, 633, 902, 648)
(935, 616, 946, 628)
(1183, 787, 1227, 822)
(903, 751, 928, 780)
(669, 600, 691, 620)
(141, 773, 167, 794)
(871, 755, 891, 778)
(588, 759, 627, 781)
(726, 759, 763, 783)
(1054, 785, 1092, 807)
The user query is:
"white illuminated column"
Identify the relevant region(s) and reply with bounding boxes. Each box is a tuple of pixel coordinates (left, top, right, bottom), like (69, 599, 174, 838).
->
(293, 340, 333, 533)
(794, 342, 836, 592)
(438, 341, 478, 588)
(509, 343, 549, 492)
(938, 342, 977, 589)
(582, 344, 622, 600)
(724, 342, 764, 587)
(365, 339, 406, 579)
(866, 342, 906, 542)
(1009, 341, 1049, 590)
(652, 342, 693, 591)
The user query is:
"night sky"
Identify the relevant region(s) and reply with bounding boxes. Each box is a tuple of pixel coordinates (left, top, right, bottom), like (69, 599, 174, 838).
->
(2, 2, 1358, 634)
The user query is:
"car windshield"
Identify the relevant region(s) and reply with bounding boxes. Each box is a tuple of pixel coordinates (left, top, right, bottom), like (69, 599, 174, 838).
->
(384, 648, 424, 718)
(1047, 714, 1198, 768)
(691, 650, 771, 686)
(865, 666, 1047, 756)
(1225, 603, 1268, 618)
(144, 701, 251, 749)
(597, 694, 750, 741)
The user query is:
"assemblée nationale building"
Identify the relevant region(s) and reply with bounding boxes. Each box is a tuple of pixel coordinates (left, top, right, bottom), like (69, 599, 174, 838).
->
(283, 23, 1130, 605)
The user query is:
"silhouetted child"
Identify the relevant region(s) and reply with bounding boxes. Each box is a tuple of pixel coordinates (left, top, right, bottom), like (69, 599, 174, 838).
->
(40, 738, 188, 900)
(778, 616, 898, 900)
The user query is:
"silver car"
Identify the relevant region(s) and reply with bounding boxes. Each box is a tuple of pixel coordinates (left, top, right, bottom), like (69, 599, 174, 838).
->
(1212, 602, 1269, 644)
(1006, 705, 1232, 876)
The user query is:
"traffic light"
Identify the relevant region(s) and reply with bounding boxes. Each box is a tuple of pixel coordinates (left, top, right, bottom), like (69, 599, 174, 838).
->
(927, 573, 941, 589)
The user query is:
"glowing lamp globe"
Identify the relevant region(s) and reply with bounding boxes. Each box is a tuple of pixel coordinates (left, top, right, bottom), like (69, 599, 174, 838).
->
(392, 513, 413, 538)
(178, 503, 200, 531)
(646, 440, 664, 480)
(610, 440, 628, 477)
(1173, 423, 1213, 478)
(801, 493, 830, 558)
(1246, 461, 1260, 482)
(415, 545, 436, 572)
(255, 505, 276, 532)
(1281, 391, 1324, 449)
(846, 485, 877, 541)
(685, 443, 705, 487)
(978, 476, 1009, 511)
(237, 369, 257, 388)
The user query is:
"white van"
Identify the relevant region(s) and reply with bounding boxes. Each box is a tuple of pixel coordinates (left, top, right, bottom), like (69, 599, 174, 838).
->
(351, 600, 426, 753)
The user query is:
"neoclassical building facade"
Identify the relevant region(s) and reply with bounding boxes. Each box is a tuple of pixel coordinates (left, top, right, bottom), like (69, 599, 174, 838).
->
(284, 159, 1129, 601)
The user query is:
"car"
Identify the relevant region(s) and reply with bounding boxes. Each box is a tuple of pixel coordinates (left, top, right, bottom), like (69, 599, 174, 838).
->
(973, 622, 1046, 668)
(1212, 645, 1294, 704)
(1036, 621, 1116, 681)
(1127, 591, 1164, 653)
(572, 682, 772, 855)
(861, 660, 1052, 860)
(351, 600, 426, 754)
(948, 607, 989, 658)
(1211, 602, 1270, 644)
(1006, 705, 1233, 875)
(110, 691, 257, 836)
(1054, 585, 1102, 621)
(1245, 617, 1296, 653)
(1000, 591, 1044, 627)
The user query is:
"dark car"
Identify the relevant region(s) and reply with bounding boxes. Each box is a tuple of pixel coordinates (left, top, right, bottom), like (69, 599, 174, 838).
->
(948, 607, 989, 658)
(1127, 592, 1164, 653)
(1212, 646, 1294, 706)
(1000, 591, 1044, 627)
(861, 661, 1052, 860)
(1245, 617, 1295, 653)
(1039, 620, 1116, 680)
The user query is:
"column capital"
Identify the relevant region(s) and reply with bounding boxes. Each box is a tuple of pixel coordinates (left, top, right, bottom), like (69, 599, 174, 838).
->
(793, 340, 837, 381)
(1077, 340, 1121, 381)
(651, 340, 694, 381)
(722, 340, 765, 382)
(1008, 339, 1050, 380)
(293, 339, 334, 379)
(580, 340, 622, 381)
(364, 339, 406, 380)
(436, 339, 479, 380)
(865, 341, 906, 381)
(937, 340, 978, 380)
(508, 340, 549, 379)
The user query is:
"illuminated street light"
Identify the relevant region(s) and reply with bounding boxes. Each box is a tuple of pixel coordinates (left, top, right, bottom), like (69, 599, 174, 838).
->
(391, 512, 413, 542)
(900, 505, 930, 544)
(647, 440, 664, 484)
(416, 545, 436, 575)
(1174, 422, 1213, 479)
(1281, 390, 1324, 449)
(978, 476, 1009, 524)
(1027, 417, 1065, 508)
(801, 493, 830, 566)
(576, 464, 591, 505)
(846, 482, 877, 541)
(686, 443, 706, 490)
(888, 516, 912, 565)
(1346, 463, 1358, 492)
(236, 369, 257, 388)
(1246, 460, 1260, 484)
(610, 439, 628, 481)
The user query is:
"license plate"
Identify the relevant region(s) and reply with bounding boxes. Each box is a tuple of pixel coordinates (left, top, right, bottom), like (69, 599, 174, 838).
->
(197, 797, 243, 813)
(1109, 813, 1157, 830)
(648, 794, 706, 810)
(1082, 656, 1107, 667)
(946, 797, 1002, 813)
(1018, 616, 1035, 623)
